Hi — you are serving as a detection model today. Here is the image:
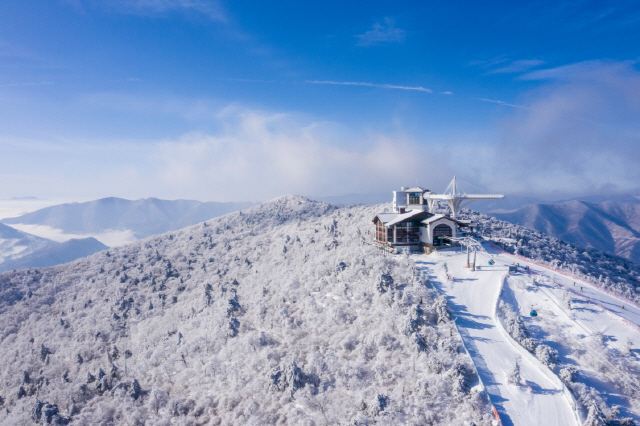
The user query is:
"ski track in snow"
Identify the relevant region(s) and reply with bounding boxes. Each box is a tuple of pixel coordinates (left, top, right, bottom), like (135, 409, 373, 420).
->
(414, 248, 580, 426)
(499, 253, 640, 421)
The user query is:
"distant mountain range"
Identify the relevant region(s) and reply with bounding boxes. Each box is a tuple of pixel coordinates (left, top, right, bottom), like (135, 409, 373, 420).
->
(1, 197, 254, 240)
(0, 197, 254, 271)
(0, 223, 107, 272)
(492, 197, 640, 264)
(0, 223, 54, 264)
(0, 237, 108, 272)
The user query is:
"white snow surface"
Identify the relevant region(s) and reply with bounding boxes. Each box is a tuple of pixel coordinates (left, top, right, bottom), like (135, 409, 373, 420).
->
(3, 197, 640, 425)
(415, 240, 640, 426)
(500, 259, 640, 422)
(415, 249, 579, 426)
(0, 197, 495, 425)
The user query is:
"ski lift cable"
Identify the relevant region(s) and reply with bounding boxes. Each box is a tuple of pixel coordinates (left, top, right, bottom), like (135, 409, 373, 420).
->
(455, 177, 490, 194)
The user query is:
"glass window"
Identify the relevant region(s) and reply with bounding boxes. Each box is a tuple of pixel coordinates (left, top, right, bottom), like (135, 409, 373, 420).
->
(433, 224, 452, 237)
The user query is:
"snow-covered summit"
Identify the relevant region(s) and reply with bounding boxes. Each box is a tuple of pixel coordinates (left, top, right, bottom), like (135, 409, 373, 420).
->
(0, 196, 494, 425)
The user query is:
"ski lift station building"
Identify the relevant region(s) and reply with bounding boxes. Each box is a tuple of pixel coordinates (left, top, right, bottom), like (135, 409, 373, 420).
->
(372, 179, 504, 252)
(372, 186, 469, 253)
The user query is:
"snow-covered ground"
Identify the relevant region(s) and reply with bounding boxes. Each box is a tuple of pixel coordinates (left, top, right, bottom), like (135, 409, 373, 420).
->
(415, 242, 640, 425)
(0, 197, 496, 425)
(2, 196, 640, 425)
(414, 248, 579, 426)
(498, 253, 640, 423)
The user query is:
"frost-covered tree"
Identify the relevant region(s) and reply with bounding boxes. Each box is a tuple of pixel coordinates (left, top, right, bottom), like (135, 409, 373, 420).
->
(0, 197, 494, 425)
(584, 403, 607, 426)
(508, 357, 522, 385)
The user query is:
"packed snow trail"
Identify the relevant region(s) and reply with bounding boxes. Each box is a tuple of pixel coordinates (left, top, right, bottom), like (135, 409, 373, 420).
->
(414, 249, 579, 426)
(493, 246, 640, 335)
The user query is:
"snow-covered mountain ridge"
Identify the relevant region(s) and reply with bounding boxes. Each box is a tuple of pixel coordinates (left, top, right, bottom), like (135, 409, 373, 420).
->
(1, 197, 255, 244)
(491, 199, 640, 264)
(0, 196, 494, 425)
(456, 208, 640, 304)
(0, 224, 106, 273)
(0, 223, 54, 265)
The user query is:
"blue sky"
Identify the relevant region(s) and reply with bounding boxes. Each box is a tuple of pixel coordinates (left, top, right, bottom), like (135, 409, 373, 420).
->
(1, 1, 639, 201)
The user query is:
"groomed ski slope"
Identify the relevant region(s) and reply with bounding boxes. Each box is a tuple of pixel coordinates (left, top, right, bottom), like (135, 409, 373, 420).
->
(414, 247, 580, 426)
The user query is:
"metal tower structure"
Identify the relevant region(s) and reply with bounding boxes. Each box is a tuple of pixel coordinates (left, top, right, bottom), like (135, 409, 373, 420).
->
(452, 236, 486, 271)
(425, 176, 504, 218)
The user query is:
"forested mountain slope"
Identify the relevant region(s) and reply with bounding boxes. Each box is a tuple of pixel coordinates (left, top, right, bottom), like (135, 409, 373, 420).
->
(1, 197, 254, 240)
(0, 196, 493, 425)
(492, 199, 640, 264)
(456, 208, 640, 303)
(0, 237, 108, 273)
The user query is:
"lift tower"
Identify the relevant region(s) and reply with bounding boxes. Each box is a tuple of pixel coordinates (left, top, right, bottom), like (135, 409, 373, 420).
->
(425, 176, 505, 218)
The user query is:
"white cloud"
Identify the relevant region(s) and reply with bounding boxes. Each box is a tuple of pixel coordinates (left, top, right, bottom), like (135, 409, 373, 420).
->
(479, 60, 640, 195)
(306, 80, 432, 93)
(7, 223, 137, 247)
(490, 59, 545, 74)
(153, 108, 453, 200)
(0, 104, 458, 201)
(69, 0, 226, 21)
(356, 18, 406, 46)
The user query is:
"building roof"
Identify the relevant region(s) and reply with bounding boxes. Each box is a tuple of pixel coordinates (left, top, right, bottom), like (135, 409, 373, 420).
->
(421, 214, 468, 226)
(403, 186, 429, 193)
(373, 209, 432, 226)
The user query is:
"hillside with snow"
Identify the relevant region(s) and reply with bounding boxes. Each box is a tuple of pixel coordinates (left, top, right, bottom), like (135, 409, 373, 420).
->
(492, 199, 640, 264)
(0, 223, 54, 265)
(0, 197, 495, 425)
(456, 208, 640, 304)
(1, 197, 254, 247)
(418, 245, 640, 425)
(0, 237, 108, 273)
(0, 224, 106, 273)
(3, 197, 640, 425)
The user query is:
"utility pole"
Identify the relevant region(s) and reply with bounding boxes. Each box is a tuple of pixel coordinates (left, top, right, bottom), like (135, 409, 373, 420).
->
(466, 246, 470, 268)
(472, 250, 477, 271)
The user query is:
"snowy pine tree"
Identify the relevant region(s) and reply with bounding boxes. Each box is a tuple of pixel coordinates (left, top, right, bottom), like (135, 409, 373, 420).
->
(508, 357, 522, 385)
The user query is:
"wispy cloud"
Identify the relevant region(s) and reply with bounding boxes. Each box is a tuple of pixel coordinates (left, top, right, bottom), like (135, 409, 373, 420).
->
(306, 80, 432, 93)
(356, 18, 406, 46)
(472, 97, 527, 109)
(69, 0, 226, 21)
(0, 81, 53, 88)
(518, 60, 638, 81)
(490, 59, 546, 74)
(469, 56, 509, 68)
(218, 77, 276, 83)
